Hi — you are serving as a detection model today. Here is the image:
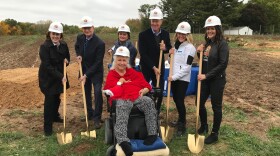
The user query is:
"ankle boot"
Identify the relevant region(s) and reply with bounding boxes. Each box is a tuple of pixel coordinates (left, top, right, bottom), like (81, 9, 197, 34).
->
(120, 141, 133, 156)
(198, 124, 208, 134)
(205, 132, 218, 144)
(176, 122, 186, 136)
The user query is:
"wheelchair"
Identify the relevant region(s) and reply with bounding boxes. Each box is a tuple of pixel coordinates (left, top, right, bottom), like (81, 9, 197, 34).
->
(104, 92, 169, 156)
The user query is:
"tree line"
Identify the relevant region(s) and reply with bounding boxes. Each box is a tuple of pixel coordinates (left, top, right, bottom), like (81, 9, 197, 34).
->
(1, 0, 279, 35)
(139, 0, 280, 34)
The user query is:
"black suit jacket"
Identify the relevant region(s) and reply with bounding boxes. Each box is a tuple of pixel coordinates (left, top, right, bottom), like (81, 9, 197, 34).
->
(138, 28, 171, 71)
(75, 33, 105, 80)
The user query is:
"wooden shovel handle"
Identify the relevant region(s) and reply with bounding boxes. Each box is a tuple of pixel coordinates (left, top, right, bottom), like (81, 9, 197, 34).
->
(79, 63, 89, 130)
(195, 49, 203, 135)
(166, 53, 174, 124)
(156, 40, 164, 87)
(63, 59, 67, 131)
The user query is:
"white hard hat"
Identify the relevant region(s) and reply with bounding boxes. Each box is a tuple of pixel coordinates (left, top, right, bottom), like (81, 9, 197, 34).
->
(204, 15, 221, 27)
(114, 46, 130, 57)
(80, 16, 94, 28)
(175, 22, 191, 34)
(48, 22, 63, 33)
(118, 24, 130, 33)
(149, 7, 163, 20)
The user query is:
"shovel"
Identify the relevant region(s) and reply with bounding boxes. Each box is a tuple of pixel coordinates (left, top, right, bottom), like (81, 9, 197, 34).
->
(160, 53, 174, 142)
(57, 59, 73, 145)
(79, 63, 96, 138)
(187, 47, 205, 153)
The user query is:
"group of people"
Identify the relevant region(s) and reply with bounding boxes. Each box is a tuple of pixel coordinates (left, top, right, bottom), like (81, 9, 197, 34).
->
(38, 6, 228, 155)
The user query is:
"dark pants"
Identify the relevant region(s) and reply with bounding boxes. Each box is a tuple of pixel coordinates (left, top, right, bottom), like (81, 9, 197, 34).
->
(199, 77, 226, 133)
(141, 67, 164, 113)
(171, 80, 189, 124)
(84, 75, 103, 122)
(44, 94, 61, 133)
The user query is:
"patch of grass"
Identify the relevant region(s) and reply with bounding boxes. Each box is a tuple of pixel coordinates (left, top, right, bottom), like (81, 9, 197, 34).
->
(267, 126, 280, 141)
(168, 124, 280, 155)
(228, 42, 239, 48)
(219, 125, 280, 155)
(5, 109, 42, 117)
(0, 128, 109, 156)
(223, 103, 247, 122)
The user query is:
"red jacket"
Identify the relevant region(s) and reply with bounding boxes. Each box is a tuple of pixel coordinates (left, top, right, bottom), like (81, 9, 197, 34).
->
(104, 68, 152, 105)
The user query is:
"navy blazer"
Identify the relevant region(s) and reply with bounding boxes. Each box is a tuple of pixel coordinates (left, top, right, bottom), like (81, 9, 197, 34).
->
(138, 28, 171, 71)
(75, 33, 105, 80)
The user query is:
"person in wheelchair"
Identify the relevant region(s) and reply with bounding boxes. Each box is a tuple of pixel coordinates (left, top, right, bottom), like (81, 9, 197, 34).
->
(103, 46, 158, 156)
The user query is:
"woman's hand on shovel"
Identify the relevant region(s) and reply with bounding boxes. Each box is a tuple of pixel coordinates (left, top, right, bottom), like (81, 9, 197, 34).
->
(62, 77, 67, 84)
(79, 74, 87, 84)
(153, 66, 160, 77)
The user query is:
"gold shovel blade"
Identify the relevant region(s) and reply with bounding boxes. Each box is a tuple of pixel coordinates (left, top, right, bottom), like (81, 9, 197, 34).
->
(81, 130, 96, 138)
(160, 126, 174, 143)
(187, 134, 205, 154)
(57, 132, 73, 145)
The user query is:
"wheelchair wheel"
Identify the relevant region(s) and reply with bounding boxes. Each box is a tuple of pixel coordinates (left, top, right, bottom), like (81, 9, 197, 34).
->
(106, 145, 116, 156)
(105, 118, 113, 144)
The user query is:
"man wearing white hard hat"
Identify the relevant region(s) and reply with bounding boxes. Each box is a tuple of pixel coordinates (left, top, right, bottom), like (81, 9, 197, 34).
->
(168, 21, 196, 136)
(107, 24, 137, 67)
(138, 7, 172, 113)
(38, 22, 70, 136)
(104, 46, 157, 156)
(196, 15, 229, 144)
(75, 16, 105, 129)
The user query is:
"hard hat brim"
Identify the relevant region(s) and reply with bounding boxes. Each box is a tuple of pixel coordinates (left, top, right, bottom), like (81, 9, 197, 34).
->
(80, 24, 94, 28)
(48, 29, 63, 34)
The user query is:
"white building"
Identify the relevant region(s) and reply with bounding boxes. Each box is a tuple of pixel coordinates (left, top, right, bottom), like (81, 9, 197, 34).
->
(224, 26, 253, 35)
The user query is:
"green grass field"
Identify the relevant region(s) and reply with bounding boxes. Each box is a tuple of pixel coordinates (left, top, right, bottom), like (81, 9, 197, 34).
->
(1, 102, 280, 156)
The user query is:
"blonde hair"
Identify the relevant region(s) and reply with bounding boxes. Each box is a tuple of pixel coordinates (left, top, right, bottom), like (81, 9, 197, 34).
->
(174, 33, 193, 44)
(110, 55, 131, 70)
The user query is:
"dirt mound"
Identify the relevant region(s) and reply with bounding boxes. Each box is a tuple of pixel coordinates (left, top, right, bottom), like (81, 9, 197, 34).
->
(0, 68, 43, 109)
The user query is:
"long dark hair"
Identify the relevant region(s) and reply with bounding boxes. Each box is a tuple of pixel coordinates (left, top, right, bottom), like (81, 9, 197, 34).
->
(204, 25, 224, 43)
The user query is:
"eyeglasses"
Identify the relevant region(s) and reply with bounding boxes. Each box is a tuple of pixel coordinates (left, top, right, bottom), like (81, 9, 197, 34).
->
(51, 32, 61, 36)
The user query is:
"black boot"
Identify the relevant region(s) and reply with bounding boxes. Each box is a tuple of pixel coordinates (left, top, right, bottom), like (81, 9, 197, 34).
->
(44, 123, 53, 136)
(198, 124, 208, 135)
(176, 122, 186, 136)
(205, 132, 218, 144)
(120, 141, 133, 156)
(53, 116, 63, 123)
(143, 135, 157, 145)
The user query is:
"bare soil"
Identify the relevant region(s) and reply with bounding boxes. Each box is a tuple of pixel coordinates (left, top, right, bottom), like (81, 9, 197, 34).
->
(0, 35, 279, 142)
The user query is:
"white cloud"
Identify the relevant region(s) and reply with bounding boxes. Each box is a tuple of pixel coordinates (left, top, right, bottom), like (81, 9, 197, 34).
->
(0, 0, 160, 27)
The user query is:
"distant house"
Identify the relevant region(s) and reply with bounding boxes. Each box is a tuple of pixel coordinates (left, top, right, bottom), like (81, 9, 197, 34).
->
(224, 26, 253, 35)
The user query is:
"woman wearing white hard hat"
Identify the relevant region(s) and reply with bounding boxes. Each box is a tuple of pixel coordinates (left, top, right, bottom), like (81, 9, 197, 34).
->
(196, 15, 229, 144)
(104, 46, 158, 156)
(138, 7, 172, 113)
(75, 16, 105, 129)
(168, 21, 196, 136)
(38, 22, 70, 136)
(107, 24, 137, 68)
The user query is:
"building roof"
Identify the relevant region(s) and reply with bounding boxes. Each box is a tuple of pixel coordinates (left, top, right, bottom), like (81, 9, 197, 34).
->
(225, 26, 252, 31)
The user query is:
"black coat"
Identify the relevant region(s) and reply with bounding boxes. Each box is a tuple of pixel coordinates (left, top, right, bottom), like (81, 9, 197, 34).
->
(38, 39, 70, 95)
(201, 39, 229, 80)
(75, 33, 105, 81)
(112, 40, 137, 67)
(138, 28, 172, 71)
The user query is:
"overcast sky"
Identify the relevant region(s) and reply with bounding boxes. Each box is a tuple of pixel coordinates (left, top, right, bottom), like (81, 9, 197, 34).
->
(0, 0, 160, 27)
